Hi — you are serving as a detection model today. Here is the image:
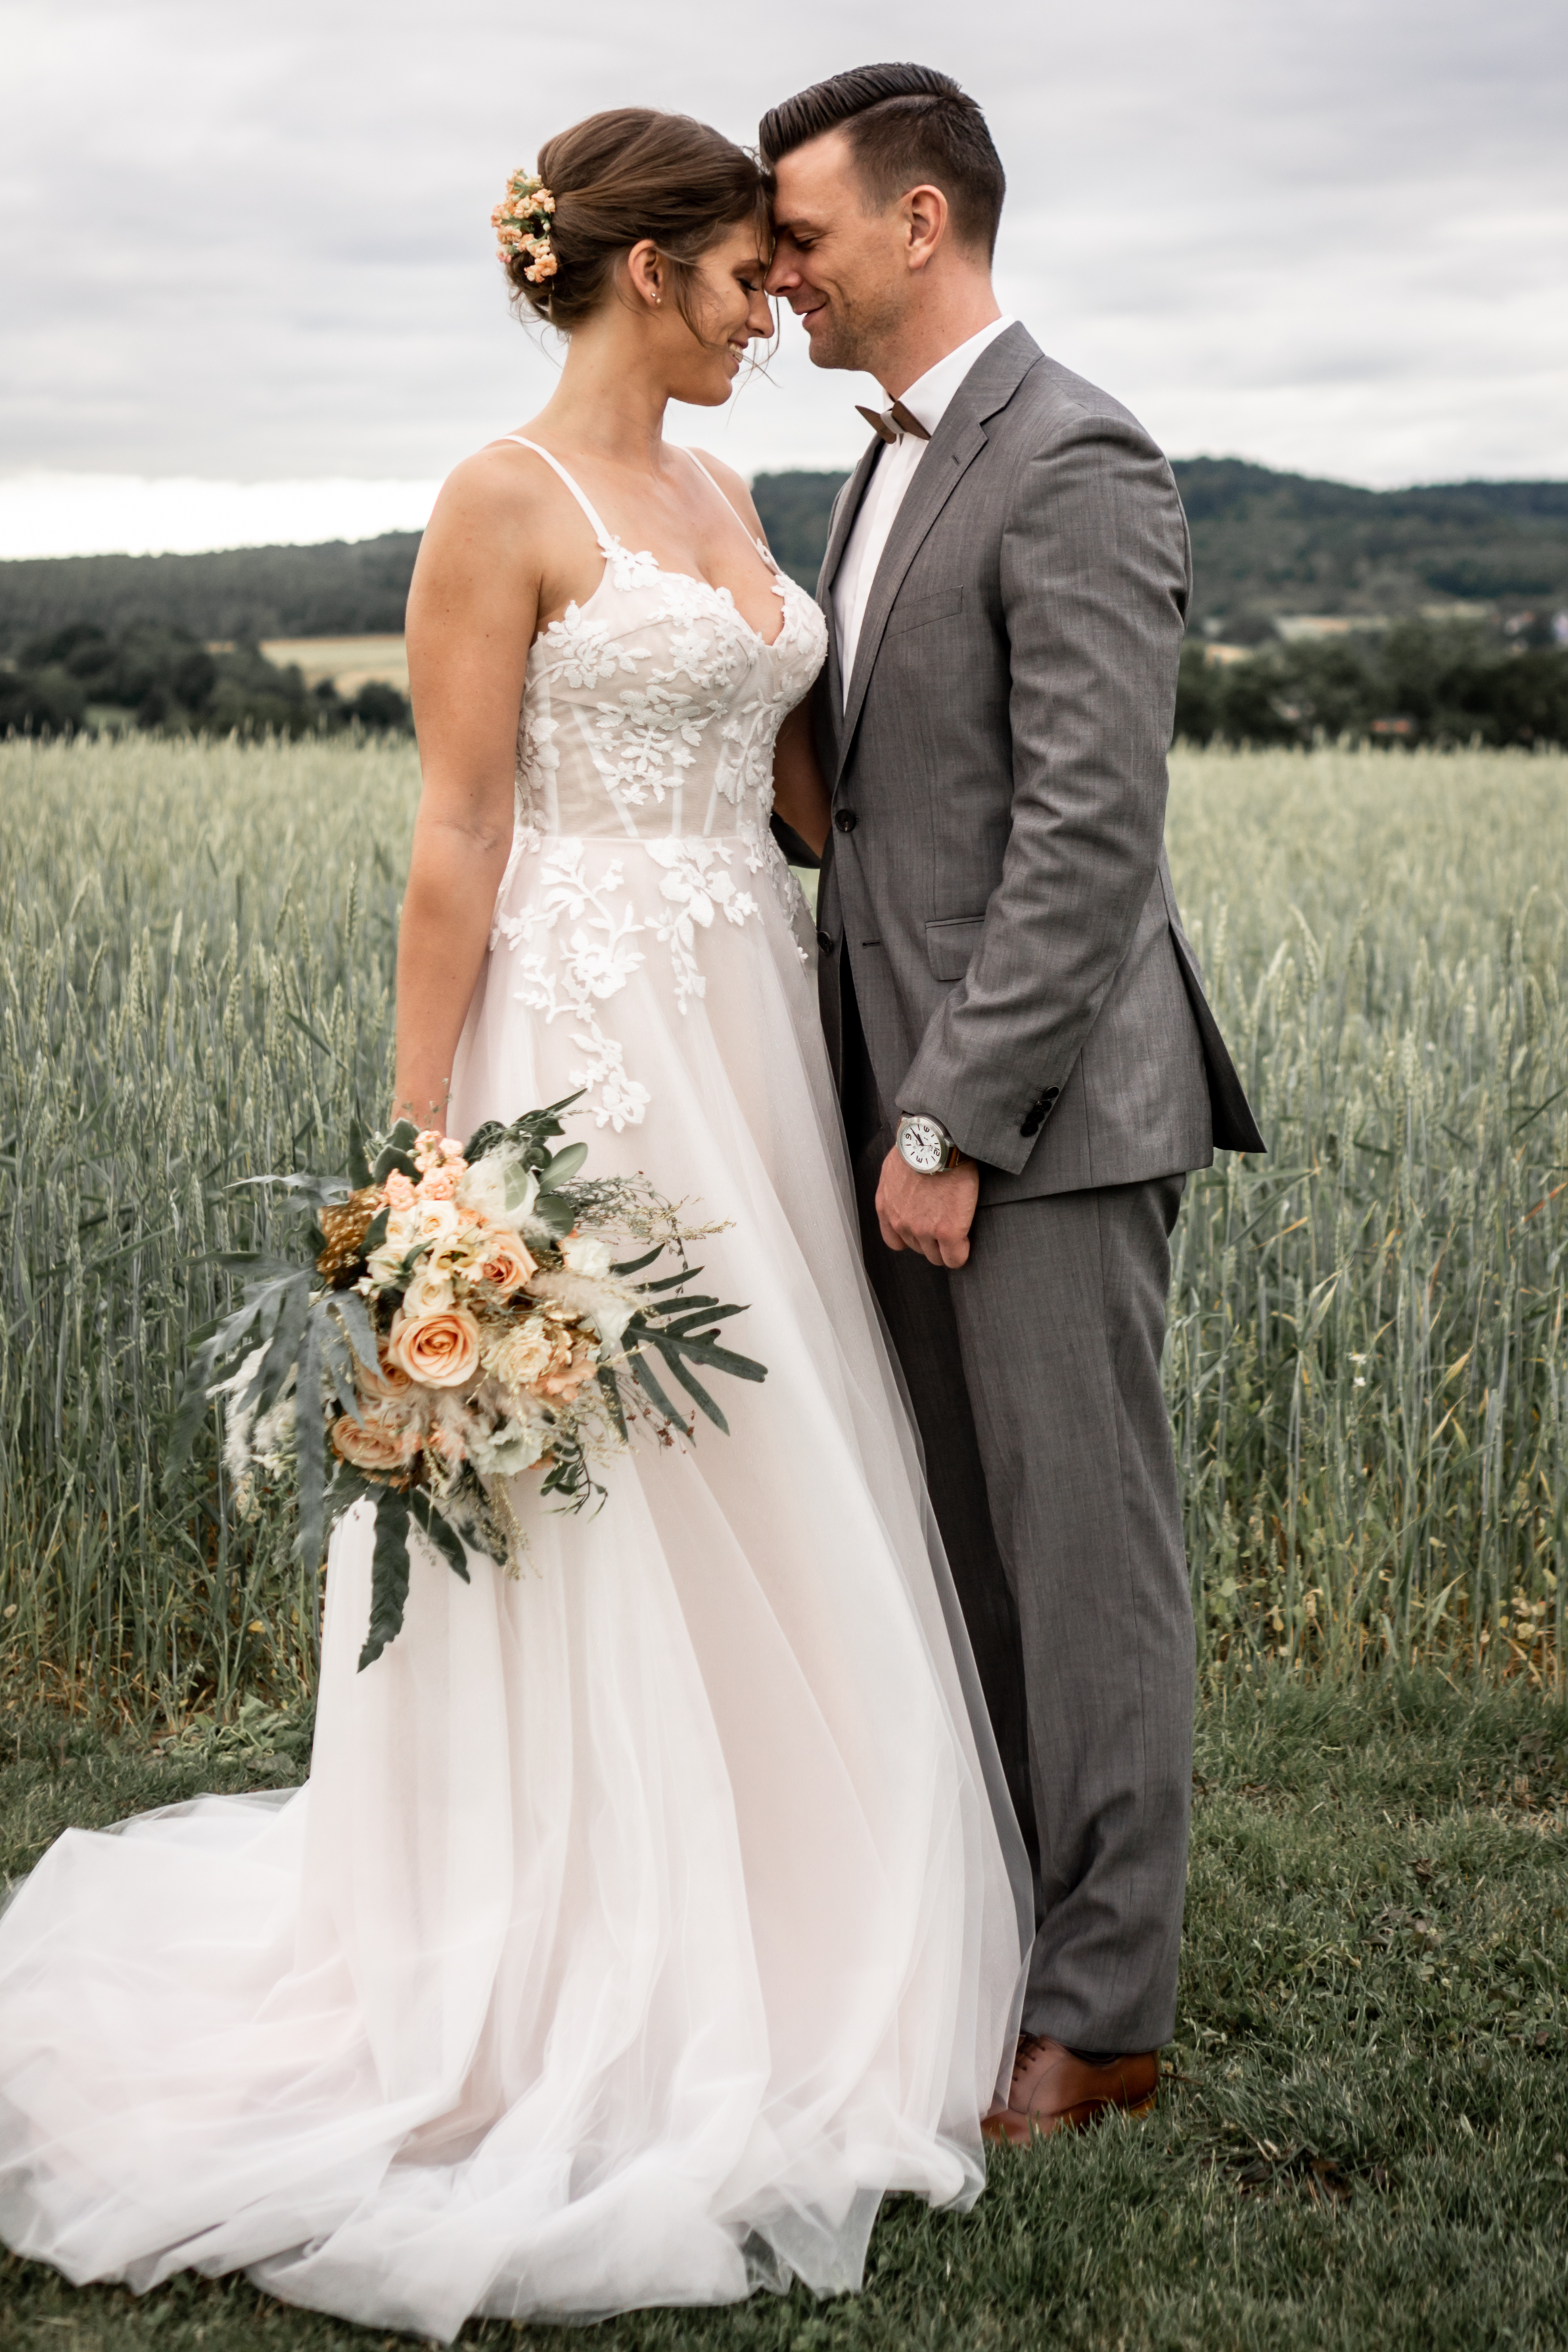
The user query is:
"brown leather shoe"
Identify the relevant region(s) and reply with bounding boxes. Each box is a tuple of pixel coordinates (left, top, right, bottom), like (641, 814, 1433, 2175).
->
(982, 2035, 1158, 2148)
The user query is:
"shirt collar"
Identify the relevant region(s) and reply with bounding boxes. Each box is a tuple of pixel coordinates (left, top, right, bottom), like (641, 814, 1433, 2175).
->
(883, 316, 1017, 440)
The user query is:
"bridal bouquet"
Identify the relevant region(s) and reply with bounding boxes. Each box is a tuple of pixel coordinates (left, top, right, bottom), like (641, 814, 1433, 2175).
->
(171, 1099, 764, 1667)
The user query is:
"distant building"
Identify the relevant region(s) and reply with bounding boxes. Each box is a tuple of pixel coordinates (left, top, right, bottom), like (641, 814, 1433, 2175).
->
(1272, 615, 1389, 643)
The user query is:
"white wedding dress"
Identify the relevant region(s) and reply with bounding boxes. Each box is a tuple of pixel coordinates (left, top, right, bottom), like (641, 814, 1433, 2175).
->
(0, 446, 1029, 2341)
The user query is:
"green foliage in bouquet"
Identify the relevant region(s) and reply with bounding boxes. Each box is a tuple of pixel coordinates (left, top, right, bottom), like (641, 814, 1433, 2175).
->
(169, 1097, 765, 1670)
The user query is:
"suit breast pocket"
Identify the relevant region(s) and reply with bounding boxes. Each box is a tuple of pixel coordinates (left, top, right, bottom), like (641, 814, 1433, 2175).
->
(886, 585, 967, 637)
(925, 915, 986, 982)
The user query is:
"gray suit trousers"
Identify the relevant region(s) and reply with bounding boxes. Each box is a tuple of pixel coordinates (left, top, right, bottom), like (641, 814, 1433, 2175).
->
(843, 961, 1194, 2054)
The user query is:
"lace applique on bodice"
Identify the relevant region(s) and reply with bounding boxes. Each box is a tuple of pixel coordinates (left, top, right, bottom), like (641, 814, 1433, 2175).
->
(487, 441, 828, 1130)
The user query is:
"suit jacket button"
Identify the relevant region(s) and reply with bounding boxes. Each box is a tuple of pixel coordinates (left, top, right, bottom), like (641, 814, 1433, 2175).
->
(833, 809, 858, 833)
(1043, 1086, 1059, 1105)
(816, 929, 834, 954)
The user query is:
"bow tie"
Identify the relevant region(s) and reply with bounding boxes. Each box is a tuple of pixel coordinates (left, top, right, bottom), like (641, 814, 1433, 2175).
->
(855, 399, 931, 446)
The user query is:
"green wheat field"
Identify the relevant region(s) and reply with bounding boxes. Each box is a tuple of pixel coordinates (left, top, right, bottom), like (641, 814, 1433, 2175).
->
(0, 735, 1564, 2351)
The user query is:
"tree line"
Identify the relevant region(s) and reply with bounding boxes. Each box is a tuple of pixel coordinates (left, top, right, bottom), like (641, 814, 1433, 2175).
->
(1, 622, 411, 739)
(1175, 617, 1568, 750)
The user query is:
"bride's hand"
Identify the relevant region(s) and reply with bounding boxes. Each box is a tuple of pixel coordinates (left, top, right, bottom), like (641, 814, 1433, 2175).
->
(771, 699, 829, 859)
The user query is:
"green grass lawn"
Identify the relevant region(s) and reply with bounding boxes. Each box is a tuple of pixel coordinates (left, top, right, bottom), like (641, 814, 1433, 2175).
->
(2, 1674, 1563, 2351)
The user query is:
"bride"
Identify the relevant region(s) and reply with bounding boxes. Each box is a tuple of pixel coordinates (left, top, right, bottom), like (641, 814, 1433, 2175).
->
(0, 107, 1028, 2339)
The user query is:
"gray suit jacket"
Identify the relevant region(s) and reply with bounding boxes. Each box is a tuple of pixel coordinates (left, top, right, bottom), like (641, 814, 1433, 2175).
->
(811, 323, 1264, 1203)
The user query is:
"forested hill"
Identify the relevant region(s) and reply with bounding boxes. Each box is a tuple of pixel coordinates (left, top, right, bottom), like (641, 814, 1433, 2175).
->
(3, 462, 1566, 651)
(1173, 461, 1568, 634)
(0, 532, 423, 655)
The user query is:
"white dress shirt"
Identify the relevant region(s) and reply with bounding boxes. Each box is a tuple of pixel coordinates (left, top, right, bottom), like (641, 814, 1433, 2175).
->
(832, 315, 1017, 706)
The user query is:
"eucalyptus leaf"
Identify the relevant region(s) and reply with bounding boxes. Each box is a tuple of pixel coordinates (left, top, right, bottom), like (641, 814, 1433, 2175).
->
(649, 1340, 729, 1433)
(294, 1312, 328, 1571)
(357, 1496, 412, 1671)
(331, 1288, 381, 1376)
(630, 1349, 687, 1429)
(409, 1489, 471, 1584)
(538, 1142, 589, 1190)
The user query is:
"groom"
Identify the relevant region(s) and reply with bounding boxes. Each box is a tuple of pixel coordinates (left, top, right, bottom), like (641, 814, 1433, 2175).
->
(761, 65, 1263, 2144)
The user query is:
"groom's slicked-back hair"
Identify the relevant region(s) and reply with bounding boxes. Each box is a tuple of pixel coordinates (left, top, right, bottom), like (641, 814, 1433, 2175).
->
(759, 64, 1005, 260)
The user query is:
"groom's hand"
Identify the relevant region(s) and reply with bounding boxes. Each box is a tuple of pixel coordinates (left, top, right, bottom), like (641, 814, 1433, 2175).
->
(875, 1149, 980, 1270)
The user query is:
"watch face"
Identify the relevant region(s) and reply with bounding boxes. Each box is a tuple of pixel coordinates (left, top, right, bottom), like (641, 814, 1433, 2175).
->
(899, 1117, 947, 1174)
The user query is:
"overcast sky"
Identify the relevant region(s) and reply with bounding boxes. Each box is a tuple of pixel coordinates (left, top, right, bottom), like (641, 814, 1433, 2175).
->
(3, 0, 1565, 555)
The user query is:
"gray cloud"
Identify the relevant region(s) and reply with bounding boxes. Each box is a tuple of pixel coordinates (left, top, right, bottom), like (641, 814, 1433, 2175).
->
(3, 0, 1564, 509)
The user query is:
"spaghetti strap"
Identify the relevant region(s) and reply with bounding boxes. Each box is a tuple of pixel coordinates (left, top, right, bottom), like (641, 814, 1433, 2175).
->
(683, 450, 780, 572)
(500, 436, 616, 553)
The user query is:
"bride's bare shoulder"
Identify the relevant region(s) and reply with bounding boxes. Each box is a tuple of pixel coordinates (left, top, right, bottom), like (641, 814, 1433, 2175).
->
(424, 438, 570, 540)
(687, 448, 767, 543)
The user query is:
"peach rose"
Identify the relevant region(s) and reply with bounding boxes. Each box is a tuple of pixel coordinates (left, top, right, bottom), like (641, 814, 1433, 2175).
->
(389, 1307, 482, 1389)
(358, 1347, 414, 1400)
(330, 1412, 418, 1473)
(417, 1168, 458, 1203)
(537, 1336, 598, 1401)
(471, 1229, 536, 1297)
(382, 1170, 415, 1209)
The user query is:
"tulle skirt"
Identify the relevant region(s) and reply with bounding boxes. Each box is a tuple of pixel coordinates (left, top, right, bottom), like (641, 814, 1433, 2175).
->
(0, 835, 1028, 2339)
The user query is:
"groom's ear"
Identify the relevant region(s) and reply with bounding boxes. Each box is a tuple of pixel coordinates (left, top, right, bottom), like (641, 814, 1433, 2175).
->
(900, 184, 950, 273)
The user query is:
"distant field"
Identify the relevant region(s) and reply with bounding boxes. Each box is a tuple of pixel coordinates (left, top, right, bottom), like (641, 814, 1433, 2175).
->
(258, 633, 407, 696)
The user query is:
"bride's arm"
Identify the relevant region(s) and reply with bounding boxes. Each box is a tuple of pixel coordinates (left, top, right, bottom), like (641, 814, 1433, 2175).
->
(392, 455, 543, 1129)
(771, 699, 829, 858)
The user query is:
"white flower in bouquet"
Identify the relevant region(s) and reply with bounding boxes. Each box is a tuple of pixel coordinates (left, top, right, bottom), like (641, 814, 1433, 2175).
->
(466, 1415, 552, 1478)
(561, 1232, 614, 1281)
(457, 1149, 540, 1234)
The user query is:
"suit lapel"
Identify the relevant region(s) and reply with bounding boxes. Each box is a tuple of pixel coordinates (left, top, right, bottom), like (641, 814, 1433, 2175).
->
(834, 323, 1042, 786)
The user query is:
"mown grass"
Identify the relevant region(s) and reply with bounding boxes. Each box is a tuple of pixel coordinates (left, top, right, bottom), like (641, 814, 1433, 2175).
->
(0, 735, 1564, 1715)
(3, 1673, 1563, 2351)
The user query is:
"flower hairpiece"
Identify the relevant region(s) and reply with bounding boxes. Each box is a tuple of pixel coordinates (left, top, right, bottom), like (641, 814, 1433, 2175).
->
(492, 168, 558, 283)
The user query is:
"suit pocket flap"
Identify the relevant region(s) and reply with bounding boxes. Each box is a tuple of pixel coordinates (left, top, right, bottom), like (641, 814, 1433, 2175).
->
(925, 915, 985, 982)
(887, 586, 966, 635)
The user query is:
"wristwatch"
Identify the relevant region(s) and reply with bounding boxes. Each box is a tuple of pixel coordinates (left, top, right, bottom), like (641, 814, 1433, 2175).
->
(895, 1112, 964, 1174)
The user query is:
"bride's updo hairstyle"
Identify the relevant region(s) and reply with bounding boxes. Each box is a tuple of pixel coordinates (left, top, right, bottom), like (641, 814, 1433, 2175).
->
(503, 108, 768, 336)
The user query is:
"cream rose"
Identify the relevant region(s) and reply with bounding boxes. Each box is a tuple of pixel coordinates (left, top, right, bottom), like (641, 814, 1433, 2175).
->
(331, 1412, 418, 1473)
(401, 1264, 457, 1319)
(389, 1307, 482, 1389)
(471, 1229, 536, 1297)
(482, 1313, 571, 1394)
